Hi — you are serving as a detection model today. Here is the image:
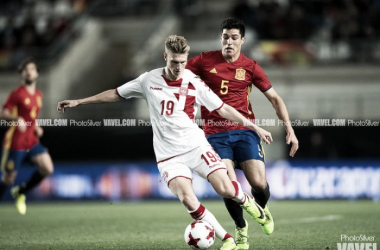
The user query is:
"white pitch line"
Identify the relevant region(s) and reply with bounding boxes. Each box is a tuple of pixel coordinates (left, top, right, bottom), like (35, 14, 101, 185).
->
(275, 215, 343, 224)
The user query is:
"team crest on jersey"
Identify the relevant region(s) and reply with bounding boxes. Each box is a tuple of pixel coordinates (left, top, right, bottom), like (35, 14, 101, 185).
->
(24, 98, 31, 105)
(235, 68, 246, 80)
(179, 86, 188, 96)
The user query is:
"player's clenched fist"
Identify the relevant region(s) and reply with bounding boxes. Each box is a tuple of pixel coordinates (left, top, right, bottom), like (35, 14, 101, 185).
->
(57, 100, 80, 113)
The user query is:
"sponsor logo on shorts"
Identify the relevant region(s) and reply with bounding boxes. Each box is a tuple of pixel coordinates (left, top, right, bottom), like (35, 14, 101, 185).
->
(162, 171, 169, 181)
(209, 163, 221, 169)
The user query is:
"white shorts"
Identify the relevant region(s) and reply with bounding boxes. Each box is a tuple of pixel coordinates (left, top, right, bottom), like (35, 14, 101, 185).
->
(158, 144, 227, 186)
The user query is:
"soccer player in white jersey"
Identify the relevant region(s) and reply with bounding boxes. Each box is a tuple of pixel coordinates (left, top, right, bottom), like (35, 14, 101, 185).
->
(57, 35, 273, 250)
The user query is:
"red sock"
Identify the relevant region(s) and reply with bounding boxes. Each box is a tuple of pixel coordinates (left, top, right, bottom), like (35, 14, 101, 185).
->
(188, 203, 230, 240)
(189, 204, 206, 220)
(222, 233, 233, 241)
(231, 180, 246, 204)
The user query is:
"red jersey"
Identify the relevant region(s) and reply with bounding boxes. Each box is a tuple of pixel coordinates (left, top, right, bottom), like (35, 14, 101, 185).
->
(2, 85, 42, 150)
(186, 50, 272, 136)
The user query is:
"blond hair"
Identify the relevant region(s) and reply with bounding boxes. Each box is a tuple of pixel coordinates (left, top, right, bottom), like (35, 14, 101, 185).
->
(165, 35, 190, 54)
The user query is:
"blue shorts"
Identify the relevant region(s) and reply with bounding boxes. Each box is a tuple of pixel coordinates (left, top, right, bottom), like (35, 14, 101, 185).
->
(1, 143, 47, 173)
(206, 129, 265, 168)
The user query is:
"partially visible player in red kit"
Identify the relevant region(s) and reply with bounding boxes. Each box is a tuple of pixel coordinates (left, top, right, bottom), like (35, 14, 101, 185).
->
(186, 18, 299, 249)
(0, 58, 54, 215)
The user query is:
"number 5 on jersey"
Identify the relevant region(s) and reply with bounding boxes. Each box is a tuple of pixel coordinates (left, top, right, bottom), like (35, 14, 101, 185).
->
(220, 80, 229, 95)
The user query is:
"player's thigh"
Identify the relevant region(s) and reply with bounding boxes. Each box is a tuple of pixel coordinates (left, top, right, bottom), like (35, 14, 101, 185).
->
(29, 144, 53, 175)
(207, 133, 238, 180)
(233, 130, 265, 165)
(222, 159, 237, 181)
(189, 145, 235, 198)
(207, 168, 236, 199)
(240, 159, 267, 190)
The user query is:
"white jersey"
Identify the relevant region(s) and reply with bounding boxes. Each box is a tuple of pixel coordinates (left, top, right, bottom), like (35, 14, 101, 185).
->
(117, 68, 224, 162)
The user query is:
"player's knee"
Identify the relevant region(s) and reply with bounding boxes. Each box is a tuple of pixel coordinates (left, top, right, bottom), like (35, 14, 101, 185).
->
(215, 184, 235, 199)
(180, 193, 198, 208)
(39, 164, 54, 176)
(251, 180, 267, 193)
(45, 165, 54, 175)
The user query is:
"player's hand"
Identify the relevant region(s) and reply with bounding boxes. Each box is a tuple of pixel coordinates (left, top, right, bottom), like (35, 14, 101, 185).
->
(57, 100, 79, 114)
(17, 117, 27, 132)
(286, 131, 299, 157)
(256, 127, 273, 145)
(34, 125, 43, 138)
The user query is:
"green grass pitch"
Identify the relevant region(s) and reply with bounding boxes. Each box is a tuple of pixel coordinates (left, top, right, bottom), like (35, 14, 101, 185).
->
(0, 200, 379, 249)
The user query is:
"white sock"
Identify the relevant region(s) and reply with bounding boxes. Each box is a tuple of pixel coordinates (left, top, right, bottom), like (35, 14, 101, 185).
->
(189, 203, 232, 241)
(231, 180, 247, 205)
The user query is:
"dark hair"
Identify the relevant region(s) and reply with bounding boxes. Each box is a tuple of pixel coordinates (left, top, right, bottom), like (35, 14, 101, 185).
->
(18, 57, 38, 73)
(220, 18, 245, 38)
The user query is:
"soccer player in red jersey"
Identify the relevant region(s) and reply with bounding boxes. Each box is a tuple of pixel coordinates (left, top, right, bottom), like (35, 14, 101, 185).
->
(186, 18, 299, 249)
(0, 58, 54, 215)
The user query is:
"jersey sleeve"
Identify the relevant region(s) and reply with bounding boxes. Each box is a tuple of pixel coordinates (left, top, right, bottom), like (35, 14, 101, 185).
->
(186, 54, 203, 76)
(196, 80, 224, 112)
(252, 63, 272, 92)
(2, 91, 19, 111)
(116, 73, 146, 99)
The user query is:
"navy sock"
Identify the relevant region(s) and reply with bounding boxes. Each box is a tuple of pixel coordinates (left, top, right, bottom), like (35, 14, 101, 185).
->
(0, 181, 8, 200)
(19, 171, 45, 194)
(223, 197, 246, 228)
(251, 183, 270, 208)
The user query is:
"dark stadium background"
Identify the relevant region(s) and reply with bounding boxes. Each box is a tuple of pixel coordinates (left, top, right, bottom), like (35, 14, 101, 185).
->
(1, 1, 379, 249)
(1, 0, 379, 200)
(1, 126, 380, 161)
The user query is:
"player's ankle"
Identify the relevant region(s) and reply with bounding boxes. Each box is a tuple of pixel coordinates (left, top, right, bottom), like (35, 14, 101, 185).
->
(222, 233, 233, 241)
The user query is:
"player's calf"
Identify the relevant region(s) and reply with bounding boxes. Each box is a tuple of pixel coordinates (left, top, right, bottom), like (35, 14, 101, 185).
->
(208, 170, 241, 199)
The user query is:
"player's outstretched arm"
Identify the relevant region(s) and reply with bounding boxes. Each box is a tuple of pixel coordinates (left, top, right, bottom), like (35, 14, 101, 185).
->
(263, 88, 299, 157)
(57, 89, 122, 114)
(216, 104, 273, 144)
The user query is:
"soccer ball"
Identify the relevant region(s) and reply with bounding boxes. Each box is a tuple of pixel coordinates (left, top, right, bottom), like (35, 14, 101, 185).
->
(184, 220, 215, 249)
